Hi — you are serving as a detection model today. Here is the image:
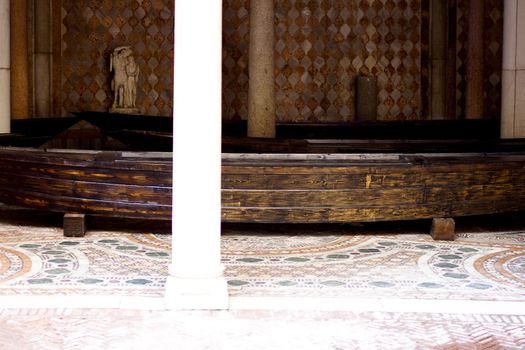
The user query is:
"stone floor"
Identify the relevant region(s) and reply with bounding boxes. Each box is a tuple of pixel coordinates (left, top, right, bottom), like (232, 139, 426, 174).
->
(1, 308, 524, 350)
(0, 206, 524, 349)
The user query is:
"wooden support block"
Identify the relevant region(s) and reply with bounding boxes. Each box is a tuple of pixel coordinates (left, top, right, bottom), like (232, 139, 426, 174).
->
(63, 213, 86, 237)
(430, 217, 455, 241)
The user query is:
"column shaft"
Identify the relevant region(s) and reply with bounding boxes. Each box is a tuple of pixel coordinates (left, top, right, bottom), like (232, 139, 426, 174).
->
(34, 0, 51, 117)
(0, 0, 10, 133)
(501, 0, 525, 138)
(165, 0, 228, 310)
(465, 0, 484, 119)
(10, 0, 29, 120)
(248, 0, 275, 138)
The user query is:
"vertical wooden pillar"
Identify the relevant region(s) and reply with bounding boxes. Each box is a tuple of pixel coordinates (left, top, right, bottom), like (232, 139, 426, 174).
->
(165, 0, 228, 309)
(446, 0, 457, 119)
(248, 0, 275, 138)
(0, 0, 10, 133)
(465, 0, 484, 119)
(10, 0, 29, 120)
(431, 0, 447, 120)
(51, 0, 62, 117)
(34, 0, 51, 117)
(501, 0, 525, 138)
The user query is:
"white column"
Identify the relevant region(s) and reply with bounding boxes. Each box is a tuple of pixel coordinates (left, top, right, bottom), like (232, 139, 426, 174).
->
(0, 0, 10, 133)
(165, 0, 228, 309)
(501, 0, 525, 138)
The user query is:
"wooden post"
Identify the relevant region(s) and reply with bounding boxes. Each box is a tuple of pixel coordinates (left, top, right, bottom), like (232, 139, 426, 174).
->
(0, 0, 10, 133)
(430, 217, 455, 241)
(446, 0, 457, 119)
(33, 0, 52, 117)
(431, 0, 447, 119)
(63, 213, 86, 237)
(465, 0, 484, 119)
(10, 0, 29, 120)
(247, 0, 276, 138)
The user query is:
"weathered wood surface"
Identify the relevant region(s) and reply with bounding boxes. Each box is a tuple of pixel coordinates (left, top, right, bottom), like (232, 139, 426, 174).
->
(0, 148, 172, 220)
(63, 213, 86, 237)
(1, 147, 525, 223)
(430, 218, 455, 241)
(223, 137, 525, 154)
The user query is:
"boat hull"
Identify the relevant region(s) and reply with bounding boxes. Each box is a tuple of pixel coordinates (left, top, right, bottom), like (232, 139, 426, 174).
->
(1, 147, 525, 223)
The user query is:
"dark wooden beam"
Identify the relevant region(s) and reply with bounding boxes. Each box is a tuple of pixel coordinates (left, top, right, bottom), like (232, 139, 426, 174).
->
(465, 0, 484, 119)
(446, 0, 457, 119)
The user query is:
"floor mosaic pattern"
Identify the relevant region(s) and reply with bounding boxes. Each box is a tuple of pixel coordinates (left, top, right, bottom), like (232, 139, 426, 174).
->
(222, 232, 525, 300)
(0, 208, 524, 303)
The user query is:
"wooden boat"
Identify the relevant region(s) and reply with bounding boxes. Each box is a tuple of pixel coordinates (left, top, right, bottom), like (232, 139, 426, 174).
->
(1, 144, 525, 233)
(1, 116, 525, 239)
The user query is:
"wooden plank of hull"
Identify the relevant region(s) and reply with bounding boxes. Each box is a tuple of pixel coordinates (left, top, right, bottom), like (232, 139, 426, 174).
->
(222, 168, 525, 190)
(222, 198, 525, 223)
(0, 188, 171, 220)
(222, 183, 525, 209)
(222, 188, 424, 207)
(0, 160, 172, 186)
(0, 175, 171, 205)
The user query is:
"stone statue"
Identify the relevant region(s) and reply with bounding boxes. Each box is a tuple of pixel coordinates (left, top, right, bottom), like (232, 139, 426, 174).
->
(110, 46, 140, 114)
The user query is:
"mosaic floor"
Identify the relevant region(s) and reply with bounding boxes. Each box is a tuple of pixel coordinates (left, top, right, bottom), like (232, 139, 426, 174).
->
(0, 208, 524, 304)
(1, 207, 525, 349)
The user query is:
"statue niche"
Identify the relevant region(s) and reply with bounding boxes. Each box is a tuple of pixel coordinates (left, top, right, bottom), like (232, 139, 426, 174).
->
(110, 46, 140, 114)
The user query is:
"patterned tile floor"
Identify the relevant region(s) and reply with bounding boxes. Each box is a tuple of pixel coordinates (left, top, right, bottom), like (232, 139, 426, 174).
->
(1, 206, 525, 349)
(1, 207, 524, 304)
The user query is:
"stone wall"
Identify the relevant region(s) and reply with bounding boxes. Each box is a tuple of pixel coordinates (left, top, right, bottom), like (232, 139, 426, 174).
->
(223, 0, 424, 122)
(223, 0, 503, 122)
(55, 0, 502, 121)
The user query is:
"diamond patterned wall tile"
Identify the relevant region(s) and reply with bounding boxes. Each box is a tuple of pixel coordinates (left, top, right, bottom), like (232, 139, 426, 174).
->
(60, 0, 174, 116)
(56, 1, 502, 122)
(456, 0, 468, 119)
(223, 0, 424, 122)
(484, 0, 503, 118)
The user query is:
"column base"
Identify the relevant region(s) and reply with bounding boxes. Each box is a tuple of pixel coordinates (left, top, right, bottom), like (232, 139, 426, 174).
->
(109, 107, 140, 115)
(164, 274, 229, 310)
